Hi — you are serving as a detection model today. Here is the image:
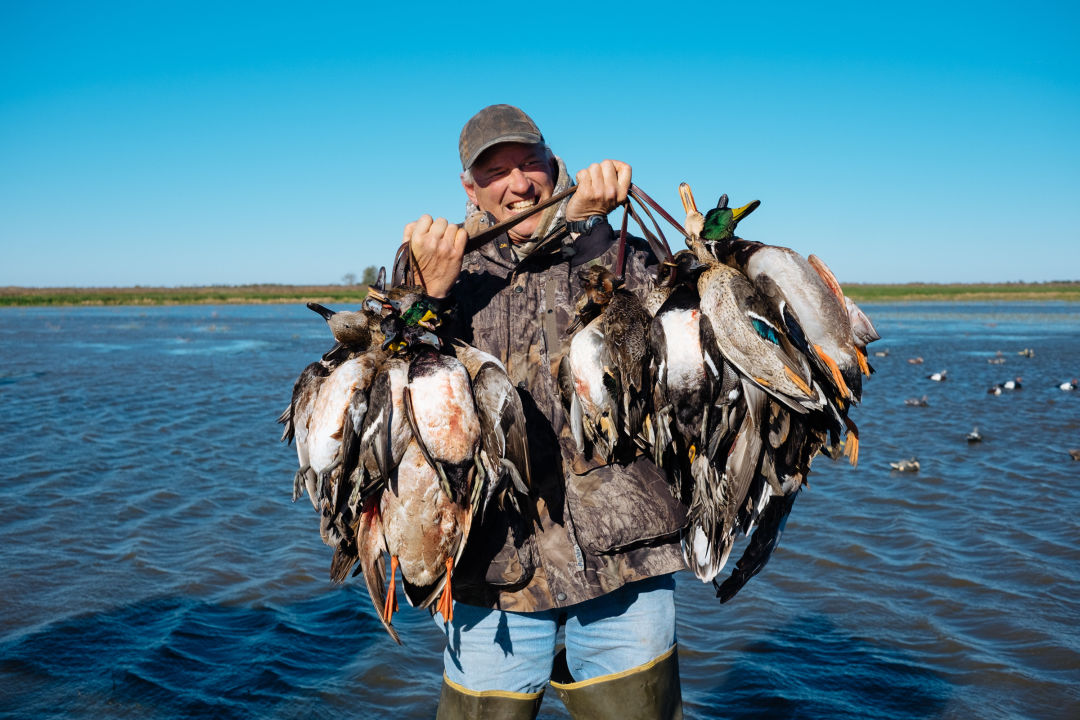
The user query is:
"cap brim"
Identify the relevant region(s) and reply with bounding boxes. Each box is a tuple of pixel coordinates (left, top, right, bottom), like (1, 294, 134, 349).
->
(464, 132, 544, 171)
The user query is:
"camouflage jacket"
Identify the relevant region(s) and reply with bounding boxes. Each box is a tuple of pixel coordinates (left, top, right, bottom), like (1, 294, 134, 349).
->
(395, 216, 688, 612)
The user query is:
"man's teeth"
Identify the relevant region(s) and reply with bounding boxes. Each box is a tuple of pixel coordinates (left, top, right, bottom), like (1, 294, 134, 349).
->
(508, 198, 538, 211)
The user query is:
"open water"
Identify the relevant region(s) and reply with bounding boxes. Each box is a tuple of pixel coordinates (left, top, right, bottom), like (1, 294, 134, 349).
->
(0, 302, 1077, 719)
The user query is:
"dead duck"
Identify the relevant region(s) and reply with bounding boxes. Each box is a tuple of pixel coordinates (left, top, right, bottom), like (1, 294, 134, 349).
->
(807, 253, 879, 376)
(559, 315, 622, 460)
(450, 340, 531, 516)
(684, 184, 862, 406)
(351, 332, 484, 642)
(561, 265, 652, 460)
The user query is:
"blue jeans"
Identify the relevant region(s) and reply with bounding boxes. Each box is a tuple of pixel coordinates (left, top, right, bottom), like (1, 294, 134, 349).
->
(434, 574, 676, 694)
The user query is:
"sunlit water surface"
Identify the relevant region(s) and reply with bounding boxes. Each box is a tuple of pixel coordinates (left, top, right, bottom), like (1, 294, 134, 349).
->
(1, 302, 1077, 719)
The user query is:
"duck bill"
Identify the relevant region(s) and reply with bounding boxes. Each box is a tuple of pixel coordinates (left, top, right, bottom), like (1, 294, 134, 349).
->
(678, 182, 698, 214)
(732, 199, 761, 224)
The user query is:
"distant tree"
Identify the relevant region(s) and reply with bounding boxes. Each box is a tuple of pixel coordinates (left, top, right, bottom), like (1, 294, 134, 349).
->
(361, 265, 379, 286)
(342, 272, 357, 286)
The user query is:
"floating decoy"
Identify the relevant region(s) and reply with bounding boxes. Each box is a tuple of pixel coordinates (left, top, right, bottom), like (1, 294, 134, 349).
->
(1069, 449, 1080, 461)
(874, 348, 890, 358)
(1018, 348, 1035, 357)
(1002, 377, 1022, 391)
(927, 369, 947, 382)
(908, 357, 924, 365)
(988, 351, 1006, 365)
(966, 427, 983, 443)
(905, 395, 929, 407)
(988, 384, 1003, 396)
(1057, 379, 1077, 391)
(890, 458, 920, 472)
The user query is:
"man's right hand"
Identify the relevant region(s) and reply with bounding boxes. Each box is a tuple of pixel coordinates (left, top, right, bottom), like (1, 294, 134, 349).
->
(402, 215, 467, 299)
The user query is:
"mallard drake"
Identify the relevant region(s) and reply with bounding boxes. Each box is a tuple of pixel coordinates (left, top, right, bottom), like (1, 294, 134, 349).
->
(705, 234, 862, 405)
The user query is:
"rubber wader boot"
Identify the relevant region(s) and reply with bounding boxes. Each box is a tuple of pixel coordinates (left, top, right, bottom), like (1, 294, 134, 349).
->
(435, 676, 544, 720)
(550, 645, 683, 720)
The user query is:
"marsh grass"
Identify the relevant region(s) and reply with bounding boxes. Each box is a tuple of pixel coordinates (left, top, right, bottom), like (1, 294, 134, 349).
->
(843, 282, 1080, 302)
(0, 284, 372, 307)
(2, 281, 1078, 307)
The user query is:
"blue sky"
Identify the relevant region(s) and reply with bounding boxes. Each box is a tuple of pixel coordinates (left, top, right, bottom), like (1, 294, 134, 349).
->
(2, 1, 1077, 286)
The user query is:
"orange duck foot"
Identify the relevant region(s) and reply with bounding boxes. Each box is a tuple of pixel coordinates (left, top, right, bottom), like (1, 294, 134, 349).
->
(383, 555, 400, 623)
(436, 558, 454, 624)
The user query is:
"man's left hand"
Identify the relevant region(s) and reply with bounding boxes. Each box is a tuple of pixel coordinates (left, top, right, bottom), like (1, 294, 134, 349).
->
(566, 160, 632, 222)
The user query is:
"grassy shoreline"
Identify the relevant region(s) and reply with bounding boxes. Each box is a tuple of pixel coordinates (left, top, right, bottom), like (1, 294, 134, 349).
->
(2, 281, 1078, 307)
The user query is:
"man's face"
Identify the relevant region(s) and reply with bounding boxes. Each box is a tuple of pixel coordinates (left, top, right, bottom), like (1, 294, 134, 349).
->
(462, 142, 555, 241)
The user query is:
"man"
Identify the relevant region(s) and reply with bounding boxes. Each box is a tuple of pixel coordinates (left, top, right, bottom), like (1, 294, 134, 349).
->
(398, 104, 687, 720)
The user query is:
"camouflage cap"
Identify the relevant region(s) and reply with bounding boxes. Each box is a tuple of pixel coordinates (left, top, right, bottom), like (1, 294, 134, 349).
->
(459, 104, 544, 171)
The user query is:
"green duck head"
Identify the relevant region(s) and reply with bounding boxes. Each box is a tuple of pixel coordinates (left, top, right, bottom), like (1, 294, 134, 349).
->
(701, 194, 761, 241)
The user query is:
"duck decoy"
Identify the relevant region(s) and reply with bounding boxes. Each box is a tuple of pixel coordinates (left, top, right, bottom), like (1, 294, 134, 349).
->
(1018, 348, 1035, 357)
(874, 348, 890, 358)
(1058, 379, 1078, 391)
(890, 458, 920, 472)
(927, 369, 947, 382)
(904, 395, 929, 407)
(966, 427, 983, 443)
(988, 384, 1004, 396)
(1069, 449, 1080, 461)
(908, 357, 924, 365)
(1002, 377, 1022, 391)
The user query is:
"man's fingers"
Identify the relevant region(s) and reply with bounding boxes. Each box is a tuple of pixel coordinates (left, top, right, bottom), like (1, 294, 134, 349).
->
(612, 160, 632, 201)
(600, 161, 619, 203)
(452, 226, 468, 254)
(402, 221, 417, 245)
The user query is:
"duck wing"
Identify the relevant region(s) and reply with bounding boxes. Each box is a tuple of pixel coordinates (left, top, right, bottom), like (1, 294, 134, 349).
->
(450, 341, 531, 512)
(602, 289, 652, 441)
(279, 360, 330, 505)
(697, 264, 819, 414)
(719, 241, 863, 402)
